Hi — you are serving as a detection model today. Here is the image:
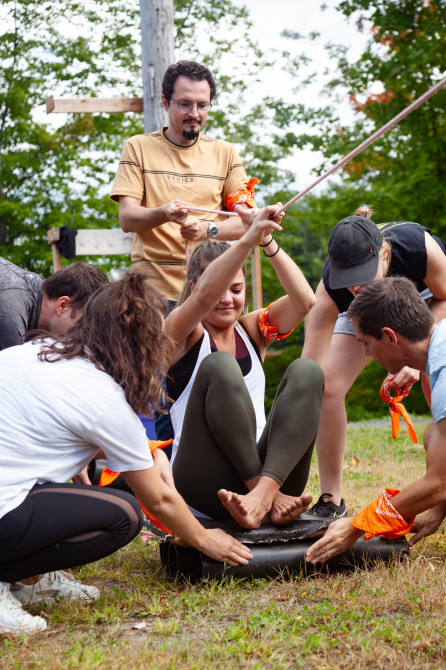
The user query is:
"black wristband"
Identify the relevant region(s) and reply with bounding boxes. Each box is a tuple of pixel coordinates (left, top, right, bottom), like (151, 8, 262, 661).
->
(259, 237, 274, 248)
(263, 242, 280, 258)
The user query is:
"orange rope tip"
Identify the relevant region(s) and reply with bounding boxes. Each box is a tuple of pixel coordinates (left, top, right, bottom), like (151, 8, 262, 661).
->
(380, 375, 417, 443)
(226, 177, 259, 212)
(98, 438, 174, 534)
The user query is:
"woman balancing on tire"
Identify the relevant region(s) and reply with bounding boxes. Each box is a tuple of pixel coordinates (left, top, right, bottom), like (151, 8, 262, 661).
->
(0, 274, 252, 636)
(164, 204, 325, 529)
(302, 206, 446, 520)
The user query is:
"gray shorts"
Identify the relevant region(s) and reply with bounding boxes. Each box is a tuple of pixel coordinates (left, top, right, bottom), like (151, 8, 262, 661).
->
(333, 288, 433, 335)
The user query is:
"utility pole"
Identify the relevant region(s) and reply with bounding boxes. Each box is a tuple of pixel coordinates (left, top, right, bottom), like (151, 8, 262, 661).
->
(139, 0, 175, 133)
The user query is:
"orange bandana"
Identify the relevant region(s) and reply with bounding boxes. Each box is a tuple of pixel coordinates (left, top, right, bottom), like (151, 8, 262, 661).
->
(380, 375, 417, 443)
(352, 488, 415, 540)
(99, 439, 174, 534)
(259, 304, 294, 342)
(226, 177, 259, 212)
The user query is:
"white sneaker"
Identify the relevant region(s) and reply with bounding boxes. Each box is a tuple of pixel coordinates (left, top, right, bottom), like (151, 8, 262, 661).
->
(10, 571, 100, 604)
(0, 582, 47, 635)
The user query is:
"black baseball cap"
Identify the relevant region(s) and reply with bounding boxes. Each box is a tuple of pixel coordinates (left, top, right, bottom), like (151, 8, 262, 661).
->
(328, 216, 384, 289)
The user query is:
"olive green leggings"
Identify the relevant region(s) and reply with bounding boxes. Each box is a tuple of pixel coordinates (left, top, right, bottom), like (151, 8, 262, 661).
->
(173, 352, 325, 519)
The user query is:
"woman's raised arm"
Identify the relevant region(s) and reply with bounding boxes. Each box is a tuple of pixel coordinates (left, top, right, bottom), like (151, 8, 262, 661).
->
(165, 205, 283, 355)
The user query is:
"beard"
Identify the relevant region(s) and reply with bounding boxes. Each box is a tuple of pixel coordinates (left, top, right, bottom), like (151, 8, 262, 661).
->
(182, 118, 201, 141)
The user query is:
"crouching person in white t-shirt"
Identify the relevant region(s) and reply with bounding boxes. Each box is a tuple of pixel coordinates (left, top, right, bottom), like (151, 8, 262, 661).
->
(0, 273, 252, 636)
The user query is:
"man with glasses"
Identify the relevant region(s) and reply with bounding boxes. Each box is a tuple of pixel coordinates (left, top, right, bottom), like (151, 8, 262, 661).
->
(111, 60, 255, 305)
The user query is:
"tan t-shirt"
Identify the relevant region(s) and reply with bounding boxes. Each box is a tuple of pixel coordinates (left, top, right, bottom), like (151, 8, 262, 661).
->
(111, 130, 249, 301)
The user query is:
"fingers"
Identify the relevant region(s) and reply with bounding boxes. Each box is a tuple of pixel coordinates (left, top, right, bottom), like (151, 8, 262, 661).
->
(266, 202, 285, 224)
(408, 531, 424, 546)
(388, 366, 420, 389)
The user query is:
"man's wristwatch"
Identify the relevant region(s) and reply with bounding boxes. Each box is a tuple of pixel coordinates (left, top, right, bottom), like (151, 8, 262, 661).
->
(207, 222, 218, 238)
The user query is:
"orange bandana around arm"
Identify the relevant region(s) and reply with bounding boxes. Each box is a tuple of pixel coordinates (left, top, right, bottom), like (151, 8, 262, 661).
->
(259, 304, 294, 342)
(99, 439, 174, 534)
(226, 177, 259, 212)
(380, 375, 418, 443)
(352, 488, 415, 540)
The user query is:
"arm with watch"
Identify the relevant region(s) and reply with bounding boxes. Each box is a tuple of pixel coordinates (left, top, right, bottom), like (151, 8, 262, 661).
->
(179, 203, 250, 242)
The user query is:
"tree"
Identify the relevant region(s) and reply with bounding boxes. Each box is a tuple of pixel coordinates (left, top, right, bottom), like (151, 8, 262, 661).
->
(1, 0, 323, 274)
(295, 0, 446, 237)
(0, 0, 144, 272)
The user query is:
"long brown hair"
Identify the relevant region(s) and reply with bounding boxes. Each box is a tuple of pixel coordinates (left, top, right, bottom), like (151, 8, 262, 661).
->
(37, 273, 174, 415)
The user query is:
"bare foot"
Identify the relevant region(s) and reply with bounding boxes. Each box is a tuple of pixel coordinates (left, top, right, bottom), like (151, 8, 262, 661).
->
(218, 489, 272, 529)
(268, 492, 312, 526)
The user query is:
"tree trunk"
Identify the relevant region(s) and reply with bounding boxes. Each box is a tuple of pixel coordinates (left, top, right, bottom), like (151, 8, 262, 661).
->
(139, 0, 175, 133)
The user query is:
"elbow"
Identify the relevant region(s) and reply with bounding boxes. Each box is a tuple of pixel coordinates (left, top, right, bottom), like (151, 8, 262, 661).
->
(302, 291, 316, 317)
(119, 214, 132, 233)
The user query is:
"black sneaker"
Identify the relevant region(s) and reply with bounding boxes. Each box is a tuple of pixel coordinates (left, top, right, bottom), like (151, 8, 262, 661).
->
(309, 493, 347, 520)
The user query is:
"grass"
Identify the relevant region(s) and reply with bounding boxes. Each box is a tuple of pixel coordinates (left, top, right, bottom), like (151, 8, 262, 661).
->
(3, 418, 446, 669)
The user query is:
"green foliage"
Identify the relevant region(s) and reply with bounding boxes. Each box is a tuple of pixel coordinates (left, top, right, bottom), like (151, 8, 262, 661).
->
(0, 0, 143, 273)
(287, 0, 446, 234)
(1, 0, 319, 275)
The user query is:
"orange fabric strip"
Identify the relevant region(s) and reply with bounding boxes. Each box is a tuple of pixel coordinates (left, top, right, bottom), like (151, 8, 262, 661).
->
(98, 438, 174, 534)
(226, 177, 259, 212)
(380, 376, 418, 443)
(352, 488, 415, 540)
(259, 303, 294, 342)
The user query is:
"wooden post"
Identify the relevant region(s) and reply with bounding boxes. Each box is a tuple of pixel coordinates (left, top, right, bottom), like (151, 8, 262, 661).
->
(139, 0, 175, 133)
(251, 246, 263, 310)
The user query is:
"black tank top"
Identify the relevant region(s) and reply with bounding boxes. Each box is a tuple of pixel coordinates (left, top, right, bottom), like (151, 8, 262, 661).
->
(167, 325, 261, 402)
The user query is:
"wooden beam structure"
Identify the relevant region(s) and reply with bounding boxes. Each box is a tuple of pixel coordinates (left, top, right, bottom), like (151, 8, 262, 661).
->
(47, 227, 133, 272)
(46, 96, 143, 114)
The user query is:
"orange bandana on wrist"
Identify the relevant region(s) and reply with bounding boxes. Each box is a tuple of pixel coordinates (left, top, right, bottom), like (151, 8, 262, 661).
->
(99, 439, 174, 534)
(352, 488, 415, 540)
(380, 375, 418, 443)
(259, 304, 294, 342)
(226, 177, 259, 212)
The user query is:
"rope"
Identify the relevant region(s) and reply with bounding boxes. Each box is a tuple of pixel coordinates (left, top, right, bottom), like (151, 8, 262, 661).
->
(276, 76, 446, 215)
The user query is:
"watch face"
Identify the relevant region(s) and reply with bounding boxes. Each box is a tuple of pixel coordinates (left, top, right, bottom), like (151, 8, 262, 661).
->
(208, 223, 218, 238)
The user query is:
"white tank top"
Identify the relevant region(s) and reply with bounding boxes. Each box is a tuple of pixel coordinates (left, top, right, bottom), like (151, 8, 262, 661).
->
(170, 322, 266, 465)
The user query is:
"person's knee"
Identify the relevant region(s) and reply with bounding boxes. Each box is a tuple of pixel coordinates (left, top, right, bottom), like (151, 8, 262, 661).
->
(100, 487, 143, 539)
(198, 351, 242, 389)
(287, 358, 325, 394)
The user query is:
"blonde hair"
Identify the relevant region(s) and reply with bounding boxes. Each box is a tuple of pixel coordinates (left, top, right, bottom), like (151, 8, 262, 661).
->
(354, 204, 391, 270)
(355, 204, 375, 219)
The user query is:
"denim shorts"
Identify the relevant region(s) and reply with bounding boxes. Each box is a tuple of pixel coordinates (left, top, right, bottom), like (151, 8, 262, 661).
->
(333, 288, 433, 335)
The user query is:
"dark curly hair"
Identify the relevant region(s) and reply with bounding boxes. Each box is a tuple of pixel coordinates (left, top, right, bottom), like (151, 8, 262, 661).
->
(162, 60, 216, 101)
(36, 273, 175, 415)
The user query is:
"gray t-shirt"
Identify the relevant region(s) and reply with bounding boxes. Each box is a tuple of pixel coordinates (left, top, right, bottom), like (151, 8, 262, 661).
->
(0, 257, 43, 350)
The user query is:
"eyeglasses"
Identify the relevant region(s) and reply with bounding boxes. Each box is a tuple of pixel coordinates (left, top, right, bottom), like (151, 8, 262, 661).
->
(169, 98, 212, 114)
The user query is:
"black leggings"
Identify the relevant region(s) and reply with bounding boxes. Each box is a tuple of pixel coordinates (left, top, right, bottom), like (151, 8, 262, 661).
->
(0, 482, 143, 583)
(173, 352, 325, 519)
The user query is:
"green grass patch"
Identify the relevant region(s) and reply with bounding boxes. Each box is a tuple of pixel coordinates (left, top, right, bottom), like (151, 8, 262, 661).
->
(3, 419, 446, 669)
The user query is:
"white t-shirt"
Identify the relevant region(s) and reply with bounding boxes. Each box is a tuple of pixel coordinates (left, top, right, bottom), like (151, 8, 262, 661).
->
(0, 341, 153, 520)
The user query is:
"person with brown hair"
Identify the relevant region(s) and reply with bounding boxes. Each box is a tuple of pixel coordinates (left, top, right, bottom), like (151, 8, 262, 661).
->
(306, 276, 446, 564)
(165, 205, 325, 529)
(0, 258, 109, 350)
(0, 273, 252, 636)
(302, 206, 446, 520)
